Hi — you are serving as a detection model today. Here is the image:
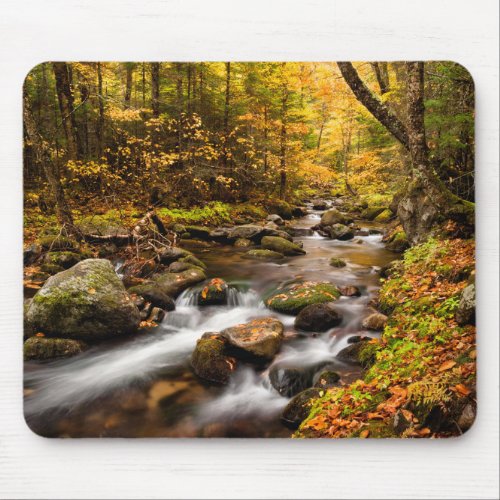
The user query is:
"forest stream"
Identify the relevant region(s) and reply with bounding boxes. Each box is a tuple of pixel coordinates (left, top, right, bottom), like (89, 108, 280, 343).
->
(24, 204, 397, 438)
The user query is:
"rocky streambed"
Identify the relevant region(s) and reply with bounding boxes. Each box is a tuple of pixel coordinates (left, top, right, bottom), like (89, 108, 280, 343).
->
(24, 201, 399, 437)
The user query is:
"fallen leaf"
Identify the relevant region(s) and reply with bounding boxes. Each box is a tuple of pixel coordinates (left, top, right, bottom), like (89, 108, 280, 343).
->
(438, 360, 456, 372)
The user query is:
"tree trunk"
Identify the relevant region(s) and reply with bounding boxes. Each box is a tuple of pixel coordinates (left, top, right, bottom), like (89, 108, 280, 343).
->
(279, 92, 288, 200)
(222, 62, 231, 169)
(124, 63, 133, 108)
(96, 62, 105, 158)
(23, 95, 77, 234)
(338, 61, 473, 243)
(371, 62, 390, 94)
(151, 63, 160, 117)
(52, 62, 80, 159)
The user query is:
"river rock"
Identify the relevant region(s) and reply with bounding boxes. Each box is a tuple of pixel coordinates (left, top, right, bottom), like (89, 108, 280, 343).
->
(312, 199, 328, 210)
(266, 214, 284, 225)
(220, 317, 284, 359)
(266, 281, 340, 315)
(455, 284, 475, 326)
(228, 224, 266, 242)
(320, 208, 350, 227)
(261, 236, 305, 256)
(184, 225, 212, 240)
(269, 364, 315, 397)
(234, 238, 253, 248)
(158, 247, 192, 264)
(209, 227, 231, 243)
(362, 312, 387, 331)
(313, 370, 341, 389)
(191, 334, 236, 385)
(339, 285, 361, 297)
(44, 251, 83, 270)
(26, 259, 141, 341)
(292, 206, 308, 217)
(281, 388, 323, 429)
(330, 257, 346, 268)
(294, 303, 342, 332)
(127, 282, 176, 311)
(179, 254, 207, 270)
(197, 278, 229, 306)
(360, 206, 386, 220)
(337, 340, 371, 365)
(24, 337, 87, 361)
(168, 261, 195, 273)
(328, 223, 355, 240)
(154, 268, 206, 298)
(242, 249, 284, 261)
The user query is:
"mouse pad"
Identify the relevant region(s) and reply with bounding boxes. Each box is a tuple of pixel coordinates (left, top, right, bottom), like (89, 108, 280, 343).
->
(23, 61, 476, 438)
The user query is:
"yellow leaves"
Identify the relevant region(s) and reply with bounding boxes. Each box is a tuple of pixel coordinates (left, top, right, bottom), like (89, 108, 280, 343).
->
(87, 288, 96, 295)
(359, 429, 370, 438)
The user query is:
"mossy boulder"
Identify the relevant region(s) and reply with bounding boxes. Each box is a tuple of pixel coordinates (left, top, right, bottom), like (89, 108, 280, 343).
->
(24, 337, 87, 361)
(360, 206, 386, 220)
(242, 249, 284, 261)
(281, 388, 323, 429)
(269, 363, 316, 397)
(330, 257, 346, 268)
(191, 334, 236, 385)
(154, 268, 207, 297)
(26, 259, 140, 341)
(337, 340, 376, 367)
(320, 208, 350, 227)
(327, 223, 354, 240)
(312, 199, 328, 210)
(385, 231, 410, 252)
(265, 199, 293, 220)
(261, 236, 305, 256)
(362, 312, 388, 331)
(38, 235, 77, 251)
(197, 278, 229, 306)
(234, 238, 252, 248)
(179, 254, 207, 270)
(220, 317, 284, 359)
(44, 251, 83, 270)
(313, 370, 341, 390)
(127, 282, 176, 311)
(158, 247, 192, 264)
(339, 285, 361, 297)
(40, 263, 65, 275)
(294, 303, 342, 332)
(77, 214, 128, 237)
(266, 214, 284, 225)
(266, 281, 340, 315)
(374, 208, 393, 222)
(184, 225, 212, 240)
(228, 224, 266, 242)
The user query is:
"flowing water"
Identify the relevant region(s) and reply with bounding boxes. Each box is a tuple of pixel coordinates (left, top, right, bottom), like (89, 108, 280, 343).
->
(24, 206, 397, 438)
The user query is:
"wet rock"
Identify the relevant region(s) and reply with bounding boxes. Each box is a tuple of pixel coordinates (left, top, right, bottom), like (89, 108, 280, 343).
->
(44, 251, 82, 270)
(294, 303, 342, 332)
(330, 257, 346, 268)
(362, 312, 387, 331)
(339, 285, 361, 297)
(209, 227, 231, 243)
(337, 340, 371, 365)
(457, 403, 476, 432)
(347, 335, 372, 344)
(261, 236, 306, 256)
(265, 199, 293, 220)
(197, 278, 229, 306)
(120, 390, 148, 412)
(269, 364, 315, 397)
(266, 214, 284, 225)
(385, 231, 410, 253)
(24, 337, 87, 361)
(158, 247, 192, 264)
(127, 282, 176, 311)
(228, 224, 266, 242)
(360, 206, 386, 220)
(234, 238, 252, 248)
(455, 284, 475, 326)
(154, 268, 206, 298)
(266, 281, 340, 315)
(24, 243, 42, 265)
(220, 317, 284, 359)
(184, 225, 212, 240)
(168, 261, 194, 273)
(312, 199, 328, 210)
(289, 227, 313, 237)
(148, 307, 166, 323)
(242, 249, 284, 261)
(179, 254, 207, 270)
(26, 259, 141, 341)
(313, 370, 341, 389)
(327, 223, 354, 240)
(281, 388, 323, 429)
(355, 230, 370, 236)
(292, 206, 308, 217)
(264, 228, 293, 241)
(264, 221, 279, 231)
(191, 334, 236, 385)
(320, 208, 351, 227)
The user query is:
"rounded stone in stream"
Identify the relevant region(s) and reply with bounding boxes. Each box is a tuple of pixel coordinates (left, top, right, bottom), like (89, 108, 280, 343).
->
(327, 223, 355, 241)
(281, 388, 323, 429)
(266, 214, 285, 225)
(329, 257, 346, 268)
(154, 267, 207, 298)
(361, 312, 388, 331)
(234, 238, 253, 248)
(266, 281, 340, 315)
(242, 249, 284, 261)
(191, 333, 236, 385)
(294, 303, 342, 332)
(269, 364, 315, 397)
(26, 259, 141, 341)
(261, 236, 306, 256)
(319, 208, 351, 227)
(220, 317, 284, 359)
(339, 285, 361, 297)
(197, 278, 229, 306)
(24, 337, 87, 361)
(313, 370, 341, 389)
(158, 247, 192, 264)
(127, 282, 176, 311)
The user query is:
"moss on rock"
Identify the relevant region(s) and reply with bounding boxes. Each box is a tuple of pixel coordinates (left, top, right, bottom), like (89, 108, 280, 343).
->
(242, 249, 284, 261)
(261, 236, 306, 256)
(24, 336, 87, 361)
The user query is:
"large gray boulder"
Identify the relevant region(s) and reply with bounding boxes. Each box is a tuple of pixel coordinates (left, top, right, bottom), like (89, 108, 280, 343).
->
(455, 284, 475, 326)
(26, 259, 141, 341)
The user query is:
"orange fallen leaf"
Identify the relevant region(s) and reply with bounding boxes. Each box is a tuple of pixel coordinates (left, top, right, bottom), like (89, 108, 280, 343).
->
(438, 360, 456, 372)
(454, 383, 471, 396)
(359, 429, 370, 438)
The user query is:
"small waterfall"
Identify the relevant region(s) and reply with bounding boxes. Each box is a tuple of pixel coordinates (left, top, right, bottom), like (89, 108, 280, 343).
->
(176, 284, 260, 308)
